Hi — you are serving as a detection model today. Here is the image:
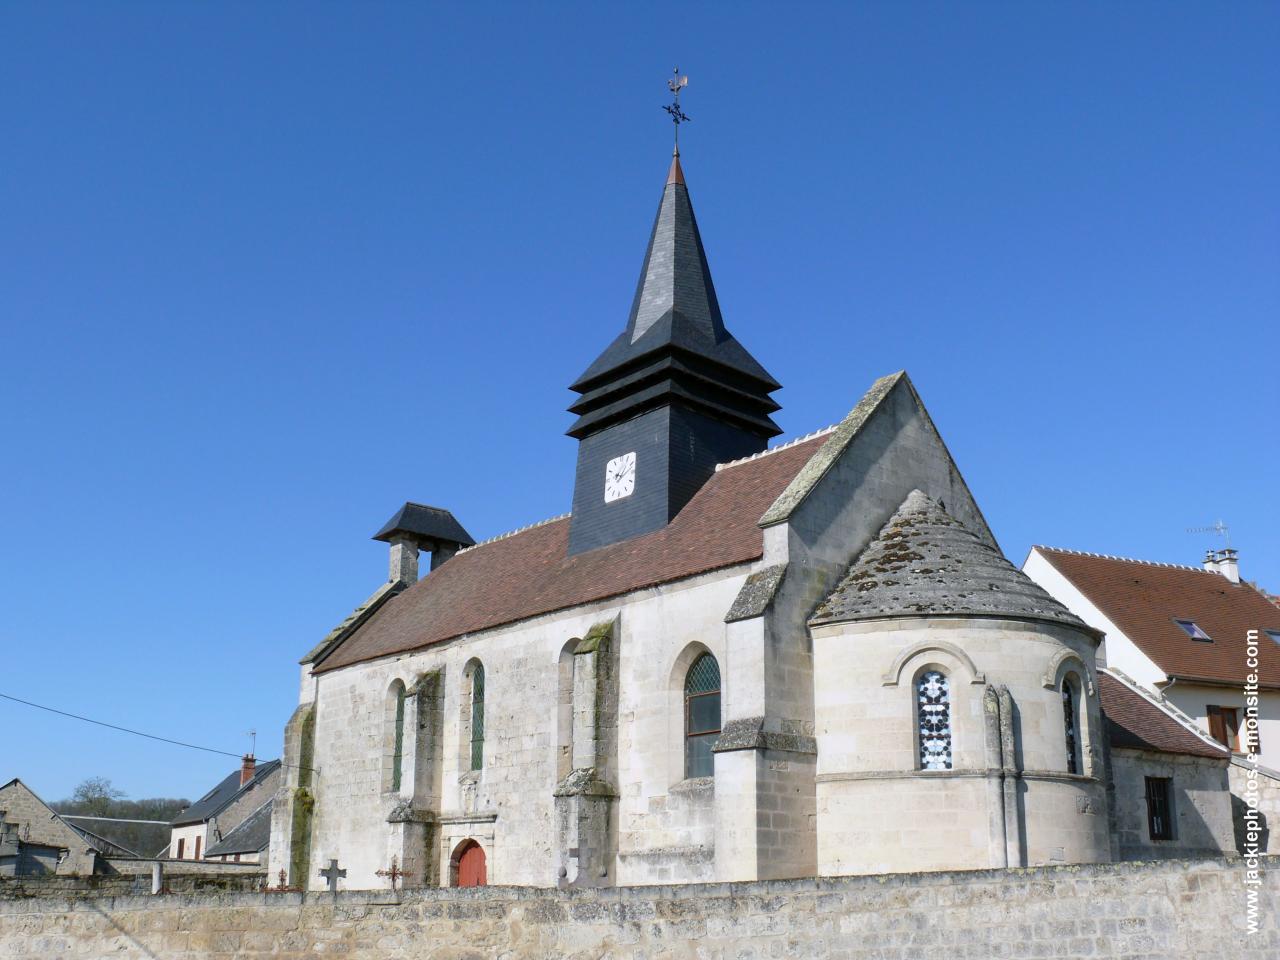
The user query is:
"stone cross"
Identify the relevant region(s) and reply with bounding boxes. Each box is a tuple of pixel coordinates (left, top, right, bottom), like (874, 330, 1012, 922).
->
(319, 859, 346, 892)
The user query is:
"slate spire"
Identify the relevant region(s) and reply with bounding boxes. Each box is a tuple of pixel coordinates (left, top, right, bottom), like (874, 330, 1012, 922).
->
(567, 155, 782, 440)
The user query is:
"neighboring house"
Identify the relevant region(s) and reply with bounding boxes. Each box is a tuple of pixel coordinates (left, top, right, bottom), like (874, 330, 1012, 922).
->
(1098, 670, 1235, 861)
(0, 779, 103, 876)
(169, 757, 280, 861)
(204, 799, 272, 864)
(1023, 547, 1280, 767)
(1025, 545, 1280, 852)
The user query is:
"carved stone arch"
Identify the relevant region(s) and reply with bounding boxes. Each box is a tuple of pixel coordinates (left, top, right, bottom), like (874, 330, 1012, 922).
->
(1042, 649, 1095, 696)
(669, 641, 715, 691)
(881, 640, 985, 687)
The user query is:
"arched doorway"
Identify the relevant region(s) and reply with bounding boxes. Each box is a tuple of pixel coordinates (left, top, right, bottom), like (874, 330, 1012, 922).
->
(452, 839, 487, 887)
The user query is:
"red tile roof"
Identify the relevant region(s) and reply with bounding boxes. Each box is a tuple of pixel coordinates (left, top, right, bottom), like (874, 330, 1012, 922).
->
(1099, 673, 1229, 759)
(314, 434, 828, 673)
(1036, 548, 1280, 688)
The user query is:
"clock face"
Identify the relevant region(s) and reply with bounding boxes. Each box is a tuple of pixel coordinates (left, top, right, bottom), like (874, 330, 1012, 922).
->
(604, 451, 636, 503)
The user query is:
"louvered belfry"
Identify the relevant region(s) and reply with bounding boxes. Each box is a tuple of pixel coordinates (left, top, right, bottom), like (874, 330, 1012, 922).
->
(566, 152, 782, 555)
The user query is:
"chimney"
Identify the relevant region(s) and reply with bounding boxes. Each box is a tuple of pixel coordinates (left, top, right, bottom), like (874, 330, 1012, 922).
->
(1203, 548, 1240, 585)
(387, 535, 420, 585)
(240, 754, 256, 786)
(371, 502, 476, 585)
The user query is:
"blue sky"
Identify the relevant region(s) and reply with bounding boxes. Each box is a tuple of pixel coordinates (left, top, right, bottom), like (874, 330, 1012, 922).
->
(2, 2, 1276, 803)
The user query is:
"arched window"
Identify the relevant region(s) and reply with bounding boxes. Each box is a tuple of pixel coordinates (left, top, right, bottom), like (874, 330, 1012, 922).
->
(470, 663, 485, 771)
(917, 670, 952, 770)
(684, 653, 721, 778)
(390, 685, 406, 791)
(1062, 675, 1083, 775)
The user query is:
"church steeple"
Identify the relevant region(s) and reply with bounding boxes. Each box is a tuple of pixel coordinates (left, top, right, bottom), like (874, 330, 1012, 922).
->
(565, 153, 782, 555)
(566, 154, 782, 442)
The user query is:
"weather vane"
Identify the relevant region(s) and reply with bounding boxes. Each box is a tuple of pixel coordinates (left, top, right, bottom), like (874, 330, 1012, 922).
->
(663, 67, 690, 150)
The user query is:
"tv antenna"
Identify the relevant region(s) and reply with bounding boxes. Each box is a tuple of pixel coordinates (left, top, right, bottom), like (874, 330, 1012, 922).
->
(1186, 519, 1231, 549)
(247, 728, 257, 757)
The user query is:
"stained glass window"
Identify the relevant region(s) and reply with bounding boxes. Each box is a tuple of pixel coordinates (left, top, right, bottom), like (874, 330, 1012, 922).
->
(917, 670, 952, 770)
(470, 664, 485, 771)
(1062, 681, 1080, 775)
(685, 653, 721, 779)
(391, 686, 406, 791)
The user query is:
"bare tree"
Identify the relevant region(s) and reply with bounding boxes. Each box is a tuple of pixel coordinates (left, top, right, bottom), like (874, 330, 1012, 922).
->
(70, 777, 126, 816)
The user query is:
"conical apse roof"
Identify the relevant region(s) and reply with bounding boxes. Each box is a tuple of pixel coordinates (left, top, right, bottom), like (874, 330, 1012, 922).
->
(810, 490, 1090, 629)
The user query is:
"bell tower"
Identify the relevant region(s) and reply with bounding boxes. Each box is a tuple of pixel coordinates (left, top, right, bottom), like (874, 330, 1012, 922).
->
(565, 150, 782, 555)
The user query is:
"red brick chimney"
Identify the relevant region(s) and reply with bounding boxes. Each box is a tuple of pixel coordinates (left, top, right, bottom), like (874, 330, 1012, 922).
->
(240, 754, 256, 786)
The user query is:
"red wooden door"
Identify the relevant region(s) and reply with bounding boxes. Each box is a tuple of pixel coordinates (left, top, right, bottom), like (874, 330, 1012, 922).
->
(457, 842, 486, 887)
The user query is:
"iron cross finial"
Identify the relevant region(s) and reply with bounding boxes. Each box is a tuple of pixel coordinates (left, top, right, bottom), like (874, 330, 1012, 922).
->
(663, 67, 690, 149)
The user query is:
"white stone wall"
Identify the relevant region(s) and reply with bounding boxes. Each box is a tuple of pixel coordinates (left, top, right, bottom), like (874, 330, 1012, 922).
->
(1110, 748, 1234, 859)
(167, 823, 206, 861)
(1163, 683, 1280, 768)
(811, 616, 1110, 875)
(305, 566, 748, 891)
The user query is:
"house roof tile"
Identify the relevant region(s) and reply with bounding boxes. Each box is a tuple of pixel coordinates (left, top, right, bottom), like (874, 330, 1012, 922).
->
(313, 433, 827, 672)
(1035, 548, 1280, 687)
(1099, 672, 1229, 759)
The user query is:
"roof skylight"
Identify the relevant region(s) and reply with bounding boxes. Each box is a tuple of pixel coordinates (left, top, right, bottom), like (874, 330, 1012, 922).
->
(1174, 618, 1212, 642)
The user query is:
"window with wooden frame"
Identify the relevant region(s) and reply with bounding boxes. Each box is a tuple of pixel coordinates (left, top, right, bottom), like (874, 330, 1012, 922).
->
(176, 838, 185, 859)
(1207, 705, 1240, 752)
(194, 836, 202, 860)
(1145, 776, 1173, 841)
(684, 653, 721, 779)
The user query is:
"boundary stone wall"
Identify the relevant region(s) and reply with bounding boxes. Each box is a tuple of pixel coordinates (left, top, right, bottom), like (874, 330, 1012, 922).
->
(0, 857, 1274, 959)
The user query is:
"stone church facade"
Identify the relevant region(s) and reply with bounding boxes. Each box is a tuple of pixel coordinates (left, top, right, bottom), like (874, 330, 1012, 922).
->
(265, 151, 1208, 891)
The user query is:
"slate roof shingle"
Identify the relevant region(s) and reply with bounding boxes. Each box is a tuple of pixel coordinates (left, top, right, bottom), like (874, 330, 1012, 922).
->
(567, 157, 781, 440)
(313, 433, 829, 673)
(171, 760, 281, 827)
(204, 800, 272, 857)
(372, 502, 474, 547)
(1035, 548, 1280, 688)
(810, 490, 1090, 630)
(1099, 672, 1229, 759)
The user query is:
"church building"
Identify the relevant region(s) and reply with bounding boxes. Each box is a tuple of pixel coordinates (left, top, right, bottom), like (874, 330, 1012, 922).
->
(266, 147, 1125, 890)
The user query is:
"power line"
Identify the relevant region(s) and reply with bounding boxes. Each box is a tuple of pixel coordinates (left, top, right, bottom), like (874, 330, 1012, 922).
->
(59, 815, 174, 826)
(0, 691, 243, 760)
